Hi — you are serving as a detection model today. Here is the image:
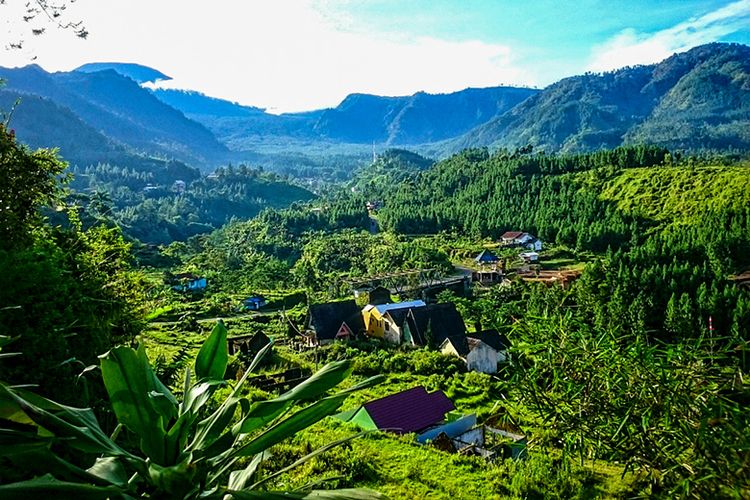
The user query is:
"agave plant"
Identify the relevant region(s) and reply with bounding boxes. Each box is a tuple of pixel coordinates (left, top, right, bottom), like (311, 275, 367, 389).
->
(0, 321, 385, 498)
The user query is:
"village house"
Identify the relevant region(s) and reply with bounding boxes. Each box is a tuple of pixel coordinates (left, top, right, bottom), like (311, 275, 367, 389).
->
(441, 329, 511, 373)
(520, 251, 539, 263)
(472, 329, 511, 364)
(241, 295, 267, 311)
(500, 231, 543, 251)
(170, 273, 207, 292)
(362, 300, 426, 339)
(227, 332, 272, 362)
(441, 336, 496, 373)
(474, 249, 499, 265)
(306, 299, 365, 345)
(336, 386, 455, 435)
(401, 302, 468, 348)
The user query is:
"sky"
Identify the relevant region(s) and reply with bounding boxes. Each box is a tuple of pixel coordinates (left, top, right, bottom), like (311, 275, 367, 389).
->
(1, 0, 749, 113)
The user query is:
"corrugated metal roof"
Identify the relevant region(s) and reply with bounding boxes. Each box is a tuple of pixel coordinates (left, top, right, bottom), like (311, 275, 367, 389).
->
(373, 300, 426, 315)
(363, 386, 455, 434)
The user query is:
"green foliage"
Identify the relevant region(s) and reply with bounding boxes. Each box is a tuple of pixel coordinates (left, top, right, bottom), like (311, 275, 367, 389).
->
(71, 163, 316, 245)
(0, 322, 385, 498)
(0, 124, 66, 249)
(0, 127, 145, 405)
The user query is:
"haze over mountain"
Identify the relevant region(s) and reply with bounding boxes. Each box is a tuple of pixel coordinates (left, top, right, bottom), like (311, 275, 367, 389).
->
(0, 42, 748, 177)
(0, 64, 228, 168)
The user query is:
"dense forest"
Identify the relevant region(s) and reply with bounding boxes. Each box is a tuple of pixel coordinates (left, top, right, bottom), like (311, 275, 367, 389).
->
(2, 110, 750, 498)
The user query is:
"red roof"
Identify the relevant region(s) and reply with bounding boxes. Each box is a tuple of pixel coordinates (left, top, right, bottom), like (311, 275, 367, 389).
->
(500, 231, 524, 240)
(363, 386, 454, 434)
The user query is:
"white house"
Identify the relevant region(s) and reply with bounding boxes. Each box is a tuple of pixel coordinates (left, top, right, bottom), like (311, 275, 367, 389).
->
(500, 231, 542, 250)
(527, 238, 543, 251)
(441, 336, 499, 374)
(520, 251, 539, 263)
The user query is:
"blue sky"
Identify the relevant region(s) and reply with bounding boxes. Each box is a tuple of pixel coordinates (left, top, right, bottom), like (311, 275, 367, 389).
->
(2, 0, 749, 112)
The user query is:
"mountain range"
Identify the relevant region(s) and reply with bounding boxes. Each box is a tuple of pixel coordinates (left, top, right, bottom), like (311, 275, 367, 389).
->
(0, 42, 748, 175)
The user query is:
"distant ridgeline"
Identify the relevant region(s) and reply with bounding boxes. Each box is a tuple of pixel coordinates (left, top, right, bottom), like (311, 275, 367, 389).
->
(0, 42, 748, 183)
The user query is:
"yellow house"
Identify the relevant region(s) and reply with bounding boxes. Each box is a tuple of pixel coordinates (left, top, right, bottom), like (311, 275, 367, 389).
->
(362, 300, 426, 339)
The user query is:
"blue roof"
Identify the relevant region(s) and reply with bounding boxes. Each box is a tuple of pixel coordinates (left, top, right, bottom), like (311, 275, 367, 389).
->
(374, 300, 426, 315)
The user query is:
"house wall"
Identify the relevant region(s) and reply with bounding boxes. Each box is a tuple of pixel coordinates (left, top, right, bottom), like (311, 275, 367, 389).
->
(466, 343, 498, 373)
(417, 414, 477, 443)
(384, 321, 402, 344)
(365, 310, 386, 338)
(453, 427, 485, 449)
(440, 341, 462, 358)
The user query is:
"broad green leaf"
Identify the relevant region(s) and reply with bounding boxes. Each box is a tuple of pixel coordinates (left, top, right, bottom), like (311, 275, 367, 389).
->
(235, 360, 354, 436)
(137, 344, 177, 420)
(0, 384, 129, 457)
(0, 428, 53, 456)
(182, 379, 226, 416)
(99, 346, 166, 463)
(235, 395, 347, 457)
(86, 457, 128, 487)
(164, 411, 193, 465)
(195, 320, 229, 381)
(148, 453, 197, 497)
(0, 474, 123, 499)
(190, 397, 239, 453)
(227, 452, 264, 491)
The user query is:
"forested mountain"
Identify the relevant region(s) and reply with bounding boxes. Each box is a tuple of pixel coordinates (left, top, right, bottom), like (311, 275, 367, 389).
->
(349, 148, 435, 195)
(1, 42, 749, 182)
(154, 86, 538, 149)
(313, 87, 538, 144)
(0, 65, 228, 168)
(457, 43, 750, 153)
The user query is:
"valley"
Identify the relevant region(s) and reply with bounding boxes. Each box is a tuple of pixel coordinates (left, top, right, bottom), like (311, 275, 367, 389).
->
(1, 34, 749, 499)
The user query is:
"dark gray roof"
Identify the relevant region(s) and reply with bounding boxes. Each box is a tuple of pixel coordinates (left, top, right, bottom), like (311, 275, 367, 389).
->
(309, 299, 365, 340)
(475, 249, 499, 263)
(443, 334, 470, 356)
(384, 307, 412, 328)
(470, 329, 510, 351)
(406, 302, 467, 347)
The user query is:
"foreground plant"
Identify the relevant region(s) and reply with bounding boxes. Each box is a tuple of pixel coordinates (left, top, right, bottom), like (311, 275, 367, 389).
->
(0, 322, 385, 499)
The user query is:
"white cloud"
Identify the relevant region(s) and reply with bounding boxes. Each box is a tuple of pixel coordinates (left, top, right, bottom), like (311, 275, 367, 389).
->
(0, 0, 533, 112)
(587, 0, 750, 72)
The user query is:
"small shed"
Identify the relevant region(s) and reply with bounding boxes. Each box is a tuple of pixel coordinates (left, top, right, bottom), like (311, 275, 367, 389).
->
(474, 249, 499, 264)
(336, 386, 455, 434)
(519, 251, 539, 263)
(441, 335, 499, 374)
(227, 332, 272, 361)
(472, 269, 503, 285)
(242, 295, 267, 311)
(471, 329, 511, 364)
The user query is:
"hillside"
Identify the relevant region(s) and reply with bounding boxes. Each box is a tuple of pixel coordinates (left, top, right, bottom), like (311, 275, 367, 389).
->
(349, 148, 435, 196)
(457, 43, 750, 153)
(0, 65, 228, 168)
(597, 165, 750, 222)
(313, 86, 538, 144)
